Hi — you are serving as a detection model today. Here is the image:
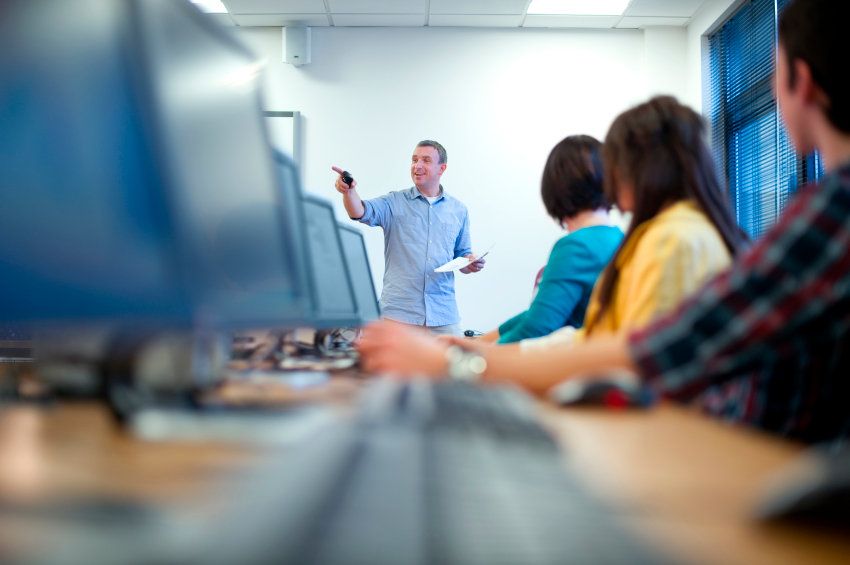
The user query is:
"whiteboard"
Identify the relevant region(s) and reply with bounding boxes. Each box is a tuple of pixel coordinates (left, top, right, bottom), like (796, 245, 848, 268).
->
(264, 111, 301, 165)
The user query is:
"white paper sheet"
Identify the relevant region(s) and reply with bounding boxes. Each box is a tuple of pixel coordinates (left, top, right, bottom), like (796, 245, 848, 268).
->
(434, 244, 494, 273)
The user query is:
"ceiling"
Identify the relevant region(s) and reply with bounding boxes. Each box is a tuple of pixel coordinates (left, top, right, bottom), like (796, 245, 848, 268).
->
(211, 0, 708, 29)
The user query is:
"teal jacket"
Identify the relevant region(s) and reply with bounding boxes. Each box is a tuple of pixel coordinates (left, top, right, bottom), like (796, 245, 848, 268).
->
(497, 225, 623, 344)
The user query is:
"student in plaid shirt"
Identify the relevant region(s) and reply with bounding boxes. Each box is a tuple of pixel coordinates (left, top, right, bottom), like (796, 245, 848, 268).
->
(629, 0, 850, 443)
(358, 0, 850, 444)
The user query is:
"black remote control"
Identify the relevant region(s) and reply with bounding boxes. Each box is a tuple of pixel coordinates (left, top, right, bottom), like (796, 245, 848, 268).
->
(341, 171, 354, 186)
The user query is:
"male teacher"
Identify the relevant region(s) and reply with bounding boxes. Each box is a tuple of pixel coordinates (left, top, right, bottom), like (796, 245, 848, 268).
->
(333, 140, 484, 335)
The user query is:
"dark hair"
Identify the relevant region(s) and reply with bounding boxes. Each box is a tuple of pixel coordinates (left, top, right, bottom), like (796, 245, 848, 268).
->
(540, 135, 608, 225)
(587, 96, 749, 333)
(416, 140, 447, 164)
(779, 0, 850, 133)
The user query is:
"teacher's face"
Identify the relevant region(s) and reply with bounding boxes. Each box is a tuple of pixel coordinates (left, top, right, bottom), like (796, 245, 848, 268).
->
(410, 146, 446, 190)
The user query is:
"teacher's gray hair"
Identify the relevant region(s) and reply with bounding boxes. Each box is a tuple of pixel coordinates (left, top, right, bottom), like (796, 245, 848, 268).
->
(416, 140, 447, 164)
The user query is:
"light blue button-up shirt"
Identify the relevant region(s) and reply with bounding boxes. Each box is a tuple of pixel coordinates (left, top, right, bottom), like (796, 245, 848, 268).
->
(357, 186, 472, 326)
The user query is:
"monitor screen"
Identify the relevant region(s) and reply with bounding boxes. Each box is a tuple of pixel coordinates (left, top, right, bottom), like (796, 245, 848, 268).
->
(138, 0, 308, 329)
(337, 224, 380, 323)
(0, 0, 185, 326)
(0, 0, 309, 331)
(268, 150, 314, 325)
(301, 196, 360, 328)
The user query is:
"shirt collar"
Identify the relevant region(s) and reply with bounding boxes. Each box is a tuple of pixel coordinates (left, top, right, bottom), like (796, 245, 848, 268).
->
(406, 185, 445, 202)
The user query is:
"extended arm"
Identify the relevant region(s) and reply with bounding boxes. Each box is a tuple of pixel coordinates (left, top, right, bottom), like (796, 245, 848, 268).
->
(358, 320, 635, 396)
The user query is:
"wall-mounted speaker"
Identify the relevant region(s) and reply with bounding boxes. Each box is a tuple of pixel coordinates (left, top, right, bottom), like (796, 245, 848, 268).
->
(282, 27, 311, 67)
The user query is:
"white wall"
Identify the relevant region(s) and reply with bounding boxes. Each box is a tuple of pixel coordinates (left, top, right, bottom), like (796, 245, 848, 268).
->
(644, 27, 688, 101)
(238, 25, 688, 331)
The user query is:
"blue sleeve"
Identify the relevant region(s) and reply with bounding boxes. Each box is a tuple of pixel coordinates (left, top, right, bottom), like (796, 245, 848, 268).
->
(498, 310, 526, 337)
(357, 194, 393, 228)
(454, 207, 472, 258)
(496, 237, 596, 344)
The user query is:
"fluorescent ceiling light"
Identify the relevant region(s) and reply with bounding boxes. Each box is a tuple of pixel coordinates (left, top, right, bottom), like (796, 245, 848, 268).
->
(189, 0, 228, 14)
(527, 0, 630, 16)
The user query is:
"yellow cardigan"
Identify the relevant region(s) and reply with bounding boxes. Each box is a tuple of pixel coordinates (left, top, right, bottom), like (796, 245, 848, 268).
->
(579, 200, 733, 339)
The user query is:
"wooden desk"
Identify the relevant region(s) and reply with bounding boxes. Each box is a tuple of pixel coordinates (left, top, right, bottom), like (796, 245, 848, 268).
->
(0, 403, 255, 504)
(540, 403, 850, 564)
(1, 396, 848, 563)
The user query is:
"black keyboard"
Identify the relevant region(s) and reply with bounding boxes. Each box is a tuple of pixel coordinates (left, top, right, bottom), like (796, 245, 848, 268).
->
(198, 379, 667, 564)
(0, 325, 32, 362)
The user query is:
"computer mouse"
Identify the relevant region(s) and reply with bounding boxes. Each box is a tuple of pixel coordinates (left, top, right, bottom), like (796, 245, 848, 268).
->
(549, 374, 656, 408)
(755, 443, 850, 526)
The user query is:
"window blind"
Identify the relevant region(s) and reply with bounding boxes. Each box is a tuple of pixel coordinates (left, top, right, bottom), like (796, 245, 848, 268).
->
(708, 0, 823, 239)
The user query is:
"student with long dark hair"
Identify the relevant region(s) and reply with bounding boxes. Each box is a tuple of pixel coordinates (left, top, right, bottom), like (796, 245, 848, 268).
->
(360, 0, 850, 444)
(580, 96, 747, 338)
(479, 135, 622, 344)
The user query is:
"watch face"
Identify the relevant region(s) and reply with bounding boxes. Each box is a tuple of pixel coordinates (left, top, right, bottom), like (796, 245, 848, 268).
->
(468, 355, 487, 377)
(447, 347, 486, 381)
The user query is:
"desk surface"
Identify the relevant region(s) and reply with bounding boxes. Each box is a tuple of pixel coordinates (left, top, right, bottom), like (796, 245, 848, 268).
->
(541, 404, 850, 564)
(1, 391, 849, 564)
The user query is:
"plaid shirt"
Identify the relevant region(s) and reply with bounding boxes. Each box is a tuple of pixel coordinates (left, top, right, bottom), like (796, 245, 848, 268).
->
(629, 162, 850, 444)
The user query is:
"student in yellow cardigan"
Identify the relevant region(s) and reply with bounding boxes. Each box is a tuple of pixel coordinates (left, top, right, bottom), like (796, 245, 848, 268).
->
(357, 96, 749, 391)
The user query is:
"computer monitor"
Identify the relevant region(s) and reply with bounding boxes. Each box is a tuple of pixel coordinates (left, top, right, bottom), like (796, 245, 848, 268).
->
(301, 196, 360, 328)
(0, 0, 309, 331)
(268, 150, 315, 325)
(337, 224, 381, 323)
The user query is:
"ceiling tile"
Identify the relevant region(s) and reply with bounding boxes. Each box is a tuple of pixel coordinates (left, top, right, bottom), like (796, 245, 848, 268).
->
(332, 13, 427, 26)
(615, 16, 689, 28)
(429, 0, 528, 15)
(232, 13, 330, 25)
(522, 15, 620, 28)
(328, 0, 427, 14)
(207, 13, 237, 26)
(224, 0, 326, 14)
(623, 0, 705, 18)
(428, 14, 523, 26)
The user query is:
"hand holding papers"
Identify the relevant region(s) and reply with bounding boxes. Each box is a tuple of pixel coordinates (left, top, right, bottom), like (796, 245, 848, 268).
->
(435, 244, 494, 273)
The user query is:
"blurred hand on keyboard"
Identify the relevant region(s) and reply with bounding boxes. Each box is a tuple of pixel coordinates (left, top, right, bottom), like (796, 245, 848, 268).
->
(434, 334, 464, 346)
(358, 320, 451, 377)
(440, 335, 492, 353)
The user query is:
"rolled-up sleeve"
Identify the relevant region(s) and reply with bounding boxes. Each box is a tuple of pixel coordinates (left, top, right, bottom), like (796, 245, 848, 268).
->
(357, 194, 393, 228)
(454, 208, 472, 258)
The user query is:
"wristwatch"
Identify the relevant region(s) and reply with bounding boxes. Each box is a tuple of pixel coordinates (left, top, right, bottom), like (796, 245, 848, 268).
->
(445, 345, 488, 381)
